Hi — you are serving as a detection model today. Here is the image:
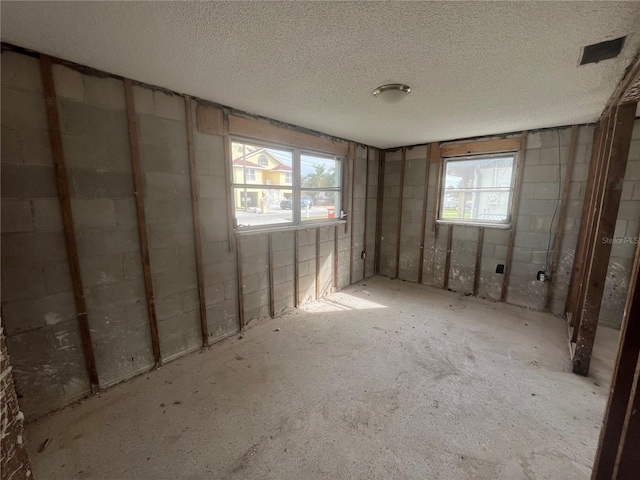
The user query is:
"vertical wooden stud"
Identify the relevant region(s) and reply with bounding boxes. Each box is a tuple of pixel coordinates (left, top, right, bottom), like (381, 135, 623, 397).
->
(418, 145, 432, 284)
(443, 225, 453, 290)
(395, 147, 406, 278)
(362, 147, 370, 280)
(236, 236, 245, 330)
(123, 78, 162, 367)
(294, 230, 300, 307)
(40, 54, 100, 388)
(334, 225, 339, 290)
(184, 96, 209, 347)
(223, 115, 235, 253)
(268, 233, 275, 318)
(431, 143, 442, 232)
(349, 148, 356, 284)
(374, 151, 386, 274)
(473, 227, 484, 296)
(316, 228, 321, 299)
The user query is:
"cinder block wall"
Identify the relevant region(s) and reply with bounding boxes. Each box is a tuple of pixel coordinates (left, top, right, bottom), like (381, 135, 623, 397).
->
(1, 49, 376, 417)
(380, 122, 640, 328)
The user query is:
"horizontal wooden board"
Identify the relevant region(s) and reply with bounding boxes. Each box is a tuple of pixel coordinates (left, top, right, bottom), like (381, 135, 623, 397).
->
(440, 137, 522, 158)
(228, 115, 349, 156)
(196, 104, 224, 136)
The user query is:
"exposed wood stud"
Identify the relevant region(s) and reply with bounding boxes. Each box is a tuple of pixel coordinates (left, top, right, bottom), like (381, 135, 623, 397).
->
(345, 142, 355, 235)
(374, 151, 386, 274)
(268, 233, 275, 318)
(40, 54, 100, 389)
(294, 231, 300, 307)
(185, 96, 209, 347)
(544, 125, 578, 312)
(236, 236, 245, 330)
(573, 102, 637, 376)
(565, 124, 602, 318)
(362, 147, 370, 280)
(418, 145, 432, 284)
(440, 137, 522, 158)
(591, 236, 640, 479)
(123, 77, 162, 367)
(222, 115, 235, 253)
(349, 147, 356, 284)
(473, 227, 485, 296)
(333, 225, 339, 290)
(395, 147, 406, 278)
(501, 132, 528, 302)
(443, 225, 453, 290)
(432, 143, 442, 232)
(316, 228, 321, 299)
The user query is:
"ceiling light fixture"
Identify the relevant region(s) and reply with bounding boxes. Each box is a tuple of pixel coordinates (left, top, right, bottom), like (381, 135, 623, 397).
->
(373, 84, 411, 103)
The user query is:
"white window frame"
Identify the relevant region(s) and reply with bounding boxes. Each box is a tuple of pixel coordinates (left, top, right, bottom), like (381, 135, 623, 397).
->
(230, 136, 343, 231)
(245, 167, 257, 182)
(437, 152, 518, 228)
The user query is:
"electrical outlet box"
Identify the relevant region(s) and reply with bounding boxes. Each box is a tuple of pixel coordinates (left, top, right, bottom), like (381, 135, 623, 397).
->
(361, 251, 366, 259)
(496, 264, 505, 274)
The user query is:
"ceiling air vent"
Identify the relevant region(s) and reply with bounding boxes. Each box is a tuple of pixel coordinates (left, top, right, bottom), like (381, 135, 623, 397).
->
(580, 36, 626, 65)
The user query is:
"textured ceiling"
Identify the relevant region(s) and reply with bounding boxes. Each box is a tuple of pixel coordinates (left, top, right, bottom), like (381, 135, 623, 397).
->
(2, 1, 639, 149)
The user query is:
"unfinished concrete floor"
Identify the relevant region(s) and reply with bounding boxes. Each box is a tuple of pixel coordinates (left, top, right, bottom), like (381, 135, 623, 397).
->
(25, 277, 618, 479)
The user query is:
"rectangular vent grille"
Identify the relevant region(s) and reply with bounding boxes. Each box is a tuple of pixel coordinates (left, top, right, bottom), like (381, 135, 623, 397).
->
(580, 36, 626, 65)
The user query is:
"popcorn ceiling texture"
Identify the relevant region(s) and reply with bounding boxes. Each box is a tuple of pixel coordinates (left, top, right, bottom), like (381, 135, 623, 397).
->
(1, 2, 639, 149)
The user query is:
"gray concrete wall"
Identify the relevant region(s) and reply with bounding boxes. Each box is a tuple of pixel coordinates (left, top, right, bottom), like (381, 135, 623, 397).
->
(1, 51, 92, 416)
(1, 50, 375, 416)
(381, 127, 593, 313)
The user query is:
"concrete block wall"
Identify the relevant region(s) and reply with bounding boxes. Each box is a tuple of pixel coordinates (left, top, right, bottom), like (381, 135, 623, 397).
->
(380, 126, 601, 321)
(600, 119, 640, 328)
(272, 231, 296, 315)
(1, 51, 92, 415)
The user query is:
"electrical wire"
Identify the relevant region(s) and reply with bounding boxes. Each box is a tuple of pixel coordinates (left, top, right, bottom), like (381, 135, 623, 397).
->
(544, 130, 563, 275)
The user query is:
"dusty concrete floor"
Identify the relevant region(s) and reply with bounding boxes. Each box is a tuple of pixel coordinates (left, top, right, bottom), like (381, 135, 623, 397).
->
(25, 277, 618, 479)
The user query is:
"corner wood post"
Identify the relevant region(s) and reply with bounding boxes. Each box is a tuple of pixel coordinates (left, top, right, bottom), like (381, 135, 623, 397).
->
(39, 54, 100, 389)
(123, 78, 162, 367)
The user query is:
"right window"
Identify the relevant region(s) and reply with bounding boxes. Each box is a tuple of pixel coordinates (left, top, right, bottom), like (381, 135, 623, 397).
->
(439, 154, 516, 226)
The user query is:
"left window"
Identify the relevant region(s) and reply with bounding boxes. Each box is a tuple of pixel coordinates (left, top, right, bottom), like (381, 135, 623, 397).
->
(231, 140, 342, 229)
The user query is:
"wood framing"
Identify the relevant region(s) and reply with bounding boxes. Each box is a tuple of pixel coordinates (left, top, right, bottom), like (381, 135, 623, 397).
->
(591, 237, 640, 479)
(395, 147, 406, 278)
(349, 147, 356, 283)
(573, 102, 637, 376)
(443, 225, 453, 290)
(123, 78, 162, 367)
(268, 233, 275, 318)
(545, 125, 578, 311)
(440, 137, 522, 158)
(362, 147, 370, 280)
(374, 151, 386, 274)
(500, 132, 528, 302)
(345, 142, 355, 235)
(333, 225, 339, 290)
(185, 96, 209, 347)
(228, 115, 349, 156)
(473, 227, 484, 296)
(40, 54, 100, 389)
(431, 143, 442, 232)
(196, 104, 224, 136)
(236, 236, 245, 330)
(418, 144, 432, 284)
(294, 231, 300, 306)
(316, 228, 321, 299)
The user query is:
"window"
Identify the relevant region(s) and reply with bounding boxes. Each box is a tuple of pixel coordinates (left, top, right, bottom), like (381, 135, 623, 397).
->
(439, 154, 516, 226)
(231, 139, 342, 229)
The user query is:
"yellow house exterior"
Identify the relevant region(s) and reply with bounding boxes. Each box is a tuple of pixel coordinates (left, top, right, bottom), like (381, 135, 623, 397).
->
(232, 148, 292, 210)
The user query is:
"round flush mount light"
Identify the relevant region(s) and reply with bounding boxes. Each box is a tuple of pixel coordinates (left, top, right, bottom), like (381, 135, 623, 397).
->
(373, 84, 411, 103)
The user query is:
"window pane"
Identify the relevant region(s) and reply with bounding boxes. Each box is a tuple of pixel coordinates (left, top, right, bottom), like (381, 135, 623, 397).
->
(234, 188, 293, 227)
(300, 190, 341, 222)
(232, 141, 293, 186)
(442, 155, 514, 223)
(301, 154, 340, 188)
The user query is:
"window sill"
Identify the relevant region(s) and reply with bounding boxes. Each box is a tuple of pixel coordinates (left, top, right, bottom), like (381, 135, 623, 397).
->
(436, 219, 511, 230)
(234, 219, 347, 236)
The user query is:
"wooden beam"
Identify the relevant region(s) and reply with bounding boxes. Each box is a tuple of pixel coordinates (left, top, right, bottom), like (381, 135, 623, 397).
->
(440, 137, 522, 158)
(614, 353, 640, 478)
(395, 147, 406, 278)
(592, 237, 640, 479)
(500, 133, 528, 302)
(268, 233, 275, 318)
(345, 142, 355, 235)
(333, 225, 339, 290)
(39, 54, 100, 389)
(236, 236, 245, 330)
(316, 228, 321, 299)
(362, 147, 370, 280)
(473, 227, 484, 296)
(431, 143, 442, 232)
(349, 147, 356, 283)
(418, 145, 432, 284)
(573, 102, 637, 376)
(294, 231, 300, 306)
(603, 49, 640, 112)
(228, 115, 349, 156)
(196, 104, 223, 136)
(545, 125, 578, 311)
(185, 96, 209, 347)
(123, 78, 162, 367)
(565, 124, 602, 318)
(222, 115, 235, 253)
(443, 225, 453, 290)
(374, 151, 386, 274)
